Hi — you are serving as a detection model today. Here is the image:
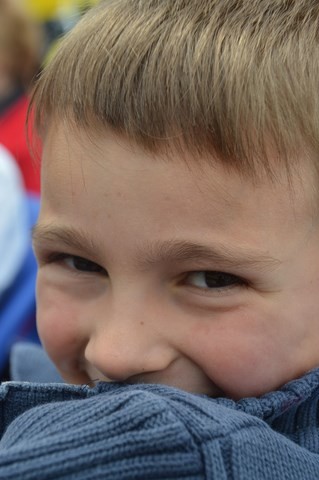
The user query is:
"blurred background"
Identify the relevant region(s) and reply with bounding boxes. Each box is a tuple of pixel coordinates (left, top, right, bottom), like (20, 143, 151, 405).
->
(0, 0, 98, 380)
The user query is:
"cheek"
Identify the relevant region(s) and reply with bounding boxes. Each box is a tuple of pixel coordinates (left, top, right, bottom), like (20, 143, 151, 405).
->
(185, 308, 294, 399)
(36, 276, 86, 371)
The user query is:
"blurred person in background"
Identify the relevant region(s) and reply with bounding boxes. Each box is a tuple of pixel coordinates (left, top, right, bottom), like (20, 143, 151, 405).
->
(0, 0, 43, 379)
(0, 144, 38, 380)
(0, 0, 43, 194)
(0, 145, 28, 303)
(23, 0, 100, 51)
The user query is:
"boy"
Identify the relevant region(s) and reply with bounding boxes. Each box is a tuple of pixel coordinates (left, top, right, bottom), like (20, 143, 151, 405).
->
(1, 0, 319, 478)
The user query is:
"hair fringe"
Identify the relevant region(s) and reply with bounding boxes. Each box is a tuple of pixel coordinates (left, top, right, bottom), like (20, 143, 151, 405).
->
(30, 0, 319, 179)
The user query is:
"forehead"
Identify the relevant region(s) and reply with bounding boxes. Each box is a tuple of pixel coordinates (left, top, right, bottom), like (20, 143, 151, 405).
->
(41, 121, 316, 234)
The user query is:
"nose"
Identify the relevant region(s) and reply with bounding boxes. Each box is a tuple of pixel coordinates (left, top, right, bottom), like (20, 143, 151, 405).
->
(84, 309, 177, 383)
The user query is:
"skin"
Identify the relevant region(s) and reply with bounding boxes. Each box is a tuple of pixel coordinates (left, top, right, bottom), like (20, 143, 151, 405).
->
(33, 122, 319, 399)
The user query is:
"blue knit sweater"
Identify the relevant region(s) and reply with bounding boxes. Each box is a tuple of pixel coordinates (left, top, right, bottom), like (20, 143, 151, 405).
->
(1, 346, 319, 478)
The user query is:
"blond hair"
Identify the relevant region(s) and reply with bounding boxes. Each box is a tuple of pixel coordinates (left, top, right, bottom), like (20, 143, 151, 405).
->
(31, 0, 319, 178)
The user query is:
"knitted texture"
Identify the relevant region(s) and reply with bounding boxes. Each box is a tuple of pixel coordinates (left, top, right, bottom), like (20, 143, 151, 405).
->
(0, 370, 319, 479)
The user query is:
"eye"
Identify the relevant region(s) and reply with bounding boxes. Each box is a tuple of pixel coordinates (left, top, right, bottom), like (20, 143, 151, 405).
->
(185, 271, 246, 290)
(41, 252, 106, 275)
(62, 255, 106, 273)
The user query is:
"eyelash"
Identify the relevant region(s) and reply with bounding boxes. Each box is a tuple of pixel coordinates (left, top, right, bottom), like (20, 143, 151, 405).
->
(182, 271, 248, 292)
(42, 252, 107, 275)
(42, 252, 248, 293)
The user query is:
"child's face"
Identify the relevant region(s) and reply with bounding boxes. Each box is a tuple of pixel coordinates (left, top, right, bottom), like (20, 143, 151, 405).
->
(34, 122, 319, 399)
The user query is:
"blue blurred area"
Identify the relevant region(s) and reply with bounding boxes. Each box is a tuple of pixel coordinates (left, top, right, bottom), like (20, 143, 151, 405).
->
(0, 194, 40, 376)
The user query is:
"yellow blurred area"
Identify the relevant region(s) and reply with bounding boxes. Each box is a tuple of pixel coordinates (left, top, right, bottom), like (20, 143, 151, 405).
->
(22, 0, 99, 20)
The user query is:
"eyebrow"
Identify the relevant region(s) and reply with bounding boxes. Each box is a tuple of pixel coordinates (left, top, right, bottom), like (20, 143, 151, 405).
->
(32, 223, 101, 259)
(138, 239, 281, 271)
(33, 223, 281, 272)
